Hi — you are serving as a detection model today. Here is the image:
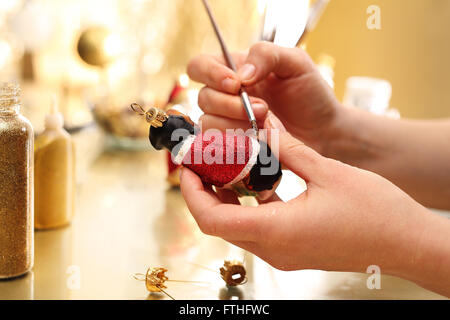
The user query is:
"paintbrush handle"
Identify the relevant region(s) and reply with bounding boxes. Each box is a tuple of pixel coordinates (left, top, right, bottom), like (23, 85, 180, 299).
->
(201, 0, 258, 133)
(201, 0, 237, 71)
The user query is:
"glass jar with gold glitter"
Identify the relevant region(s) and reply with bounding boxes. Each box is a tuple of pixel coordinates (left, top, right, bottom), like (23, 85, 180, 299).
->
(0, 83, 34, 279)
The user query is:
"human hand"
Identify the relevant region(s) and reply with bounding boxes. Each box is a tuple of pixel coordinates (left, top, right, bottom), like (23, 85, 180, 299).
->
(179, 113, 435, 281)
(187, 41, 342, 153)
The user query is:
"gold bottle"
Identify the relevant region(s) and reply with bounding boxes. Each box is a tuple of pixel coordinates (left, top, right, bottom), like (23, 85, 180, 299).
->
(34, 98, 75, 229)
(0, 83, 34, 279)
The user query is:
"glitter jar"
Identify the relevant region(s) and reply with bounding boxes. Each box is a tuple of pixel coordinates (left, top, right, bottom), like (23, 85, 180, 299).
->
(0, 83, 34, 279)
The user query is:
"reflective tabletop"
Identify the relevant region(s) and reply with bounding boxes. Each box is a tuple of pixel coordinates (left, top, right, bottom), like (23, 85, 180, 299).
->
(0, 150, 447, 300)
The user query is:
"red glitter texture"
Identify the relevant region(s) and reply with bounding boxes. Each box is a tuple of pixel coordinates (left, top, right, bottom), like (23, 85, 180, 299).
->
(181, 132, 253, 187)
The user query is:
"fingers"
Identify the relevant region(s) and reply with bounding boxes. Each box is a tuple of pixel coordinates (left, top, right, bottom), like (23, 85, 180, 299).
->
(198, 87, 268, 121)
(188, 43, 315, 94)
(180, 167, 267, 241)
(263, 111, 287, 133)
(257, 192, 283, 204)
(187, 54, 240, 94)
(263, 113, 326, 183)
(275, 131, 326, 183)
(199, 114, 255, 132)
(237, 41, 315, 86)
(215, 188, 240, 205)
(224, 239, 262, 255)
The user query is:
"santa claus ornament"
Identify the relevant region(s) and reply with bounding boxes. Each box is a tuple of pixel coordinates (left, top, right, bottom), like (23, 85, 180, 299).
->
(131, 103, 282, 200)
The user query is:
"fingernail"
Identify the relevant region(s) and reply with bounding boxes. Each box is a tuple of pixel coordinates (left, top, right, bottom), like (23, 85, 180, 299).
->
(222, 78, 239, 93)
(251, 103, 267, 115)
(267, 112, 286, 132)
(238, 64, 256, 81)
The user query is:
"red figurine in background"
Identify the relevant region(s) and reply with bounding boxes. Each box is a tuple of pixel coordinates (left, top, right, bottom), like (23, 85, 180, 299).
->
(131, 103, 282, 200)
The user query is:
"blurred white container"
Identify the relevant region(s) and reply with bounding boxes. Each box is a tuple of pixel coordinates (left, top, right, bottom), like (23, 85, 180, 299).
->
(343, 76, 392, 115)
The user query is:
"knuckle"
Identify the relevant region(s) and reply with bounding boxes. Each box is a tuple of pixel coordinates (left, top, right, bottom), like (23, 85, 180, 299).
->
(198, 224, 210, 235)
(197, 217, 213, 235)
(251, 41, 272, 56)
(198, 114, 212, 130)
(284, 138, 319, 165)
(209, 68, 227, 85)
(250, 41, 277, 64)
(186, 56, 201, 77)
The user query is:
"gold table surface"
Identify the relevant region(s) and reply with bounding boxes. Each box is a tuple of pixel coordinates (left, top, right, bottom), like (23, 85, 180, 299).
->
(0, 150, 447, 300)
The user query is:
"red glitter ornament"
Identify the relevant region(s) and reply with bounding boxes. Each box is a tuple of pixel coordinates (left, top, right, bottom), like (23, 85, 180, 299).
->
(131, 104, 282, 199)
(174, 132, 257, 187)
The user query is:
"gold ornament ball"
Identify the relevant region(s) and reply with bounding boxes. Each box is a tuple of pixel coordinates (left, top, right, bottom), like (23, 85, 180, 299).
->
(76, 26, 117, 67)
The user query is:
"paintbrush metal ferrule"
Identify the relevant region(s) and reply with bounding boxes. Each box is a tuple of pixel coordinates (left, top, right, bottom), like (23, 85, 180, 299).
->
(240, 90, 258, 133)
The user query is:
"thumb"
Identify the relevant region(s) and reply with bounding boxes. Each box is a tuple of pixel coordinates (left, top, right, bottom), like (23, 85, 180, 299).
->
(264, 112, 326, 183)
(237, 42, 315, 86)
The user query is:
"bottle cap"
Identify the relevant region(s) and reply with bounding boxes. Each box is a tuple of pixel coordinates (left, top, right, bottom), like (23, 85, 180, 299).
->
(45, 95, 64, 130)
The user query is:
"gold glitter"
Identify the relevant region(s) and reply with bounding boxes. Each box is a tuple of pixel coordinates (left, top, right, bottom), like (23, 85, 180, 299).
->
(0, 83, 34, 279)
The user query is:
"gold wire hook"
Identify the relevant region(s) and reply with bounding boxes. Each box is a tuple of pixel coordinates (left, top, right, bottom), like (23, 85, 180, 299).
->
(132, 273, 146, 281)
(157, 287, 175, 300)
(135, 267, 174, 299)
(130, 103, 168, 128)
(130, 103, 146, 116)
(133, 267, 212, 300)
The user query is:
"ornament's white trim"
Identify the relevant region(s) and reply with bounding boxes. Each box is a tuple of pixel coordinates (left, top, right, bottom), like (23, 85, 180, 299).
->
(223, 136, 260, 188)
(173, 134, 197, 165)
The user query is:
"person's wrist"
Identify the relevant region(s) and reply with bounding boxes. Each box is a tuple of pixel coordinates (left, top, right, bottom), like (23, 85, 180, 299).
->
(320, 103, 380, 166)
(395, 210, 450, 295)
(318, 102, 355, 158)
(376, 201, 450, 297)
(378, 203, 429, 277)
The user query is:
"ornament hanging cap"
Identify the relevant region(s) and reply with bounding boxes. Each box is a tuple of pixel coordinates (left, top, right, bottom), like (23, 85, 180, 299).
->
(220, 260, 247, 286)
(131, 103, 168, 128)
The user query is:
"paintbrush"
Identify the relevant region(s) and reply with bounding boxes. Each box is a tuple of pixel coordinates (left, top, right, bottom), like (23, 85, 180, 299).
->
(201, 0, 258, 135)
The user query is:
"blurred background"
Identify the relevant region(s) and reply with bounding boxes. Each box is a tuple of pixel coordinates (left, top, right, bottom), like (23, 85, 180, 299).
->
(0, 0, 449, 300)
(306, 0, 450, 119)
(0, 0, 262, 133)
(1, 0, 449, 140)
